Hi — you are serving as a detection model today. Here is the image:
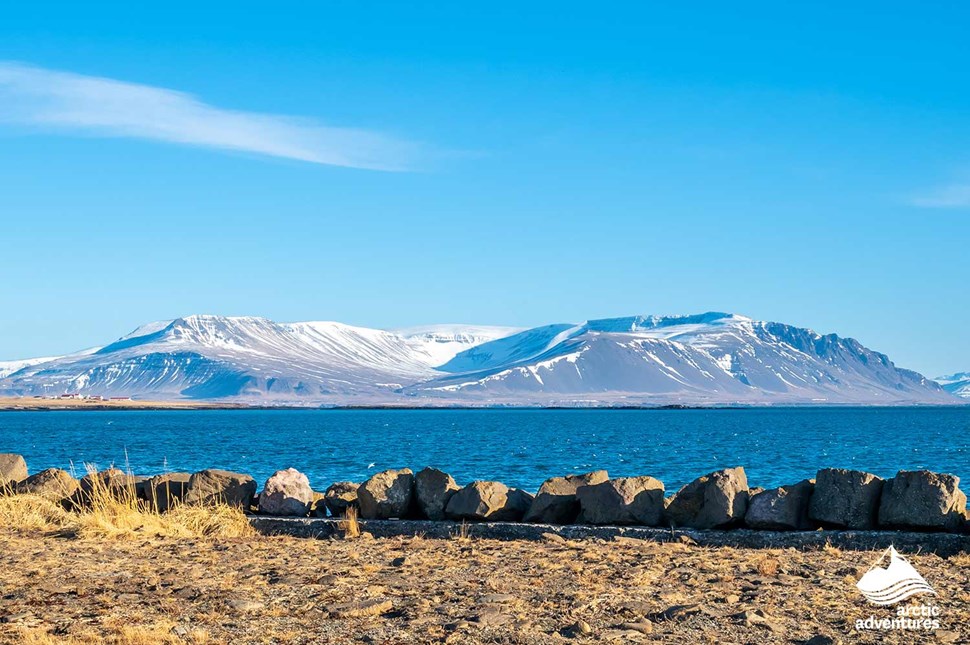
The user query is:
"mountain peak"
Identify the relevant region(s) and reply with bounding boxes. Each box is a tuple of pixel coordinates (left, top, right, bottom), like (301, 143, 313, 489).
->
(0, 312, 959, 405)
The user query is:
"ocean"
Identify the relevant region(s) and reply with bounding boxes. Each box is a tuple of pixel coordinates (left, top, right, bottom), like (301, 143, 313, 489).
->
(1, 407, 967, 493)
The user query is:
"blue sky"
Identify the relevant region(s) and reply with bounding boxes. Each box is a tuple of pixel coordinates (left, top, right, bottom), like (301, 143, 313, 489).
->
(1, 2, 968, 377)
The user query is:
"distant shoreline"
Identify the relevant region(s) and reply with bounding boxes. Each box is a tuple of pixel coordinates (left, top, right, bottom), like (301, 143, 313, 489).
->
(0, 396, 966, 412)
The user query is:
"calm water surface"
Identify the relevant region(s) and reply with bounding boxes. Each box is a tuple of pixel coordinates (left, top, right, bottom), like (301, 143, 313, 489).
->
(0, 408, 967, 492)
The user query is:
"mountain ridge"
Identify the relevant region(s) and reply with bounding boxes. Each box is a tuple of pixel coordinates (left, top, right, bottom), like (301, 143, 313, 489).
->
(935, 372, 970, 399)
(0, 312, 960, 406)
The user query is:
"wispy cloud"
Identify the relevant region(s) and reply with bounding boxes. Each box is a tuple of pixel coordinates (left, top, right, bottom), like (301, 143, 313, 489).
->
(0, 61, 418, 170)
(909, 183, 970, 209)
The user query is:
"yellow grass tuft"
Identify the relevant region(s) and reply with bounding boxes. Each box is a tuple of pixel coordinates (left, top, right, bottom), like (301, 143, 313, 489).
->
(0, 493, 70, 532)
(452, 519, 471, 541)
(0, 465, 252, 540)
(338, 505, 361, 539)
(16, 621, 211, 644)
(755, 554, 780, 576)
(162, 503, 254, 539)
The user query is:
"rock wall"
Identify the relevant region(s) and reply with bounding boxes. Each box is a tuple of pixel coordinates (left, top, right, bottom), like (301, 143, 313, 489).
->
(1, 454, 966, 535)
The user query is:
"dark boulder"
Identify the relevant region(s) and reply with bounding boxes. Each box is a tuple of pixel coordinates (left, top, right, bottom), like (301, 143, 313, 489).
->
(665, 467, 749, 529)
(12, 468, 79, 504)
(878, 470, 967, 531)
(144, 473, 192, 512)
(576, 476, 665, 526)
(324, 481, 359, 517)
(184, 469, 257, 509)
(744, 479, 815, 530)
(357, 469, 414, 519)
(445, 481, 532, 522)
(415, 467, 459, 520)
(524, 471, 609, 524)
(808, 468, 883, 529)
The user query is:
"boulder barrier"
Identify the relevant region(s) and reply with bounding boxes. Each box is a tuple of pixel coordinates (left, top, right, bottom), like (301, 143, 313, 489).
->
(0, 455, 967, 546)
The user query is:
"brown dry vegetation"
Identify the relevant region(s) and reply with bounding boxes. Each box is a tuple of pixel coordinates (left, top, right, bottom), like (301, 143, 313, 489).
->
(0, 467, 253, 542)
(0, 397, 243, 411)
(0, 492, 966, 643)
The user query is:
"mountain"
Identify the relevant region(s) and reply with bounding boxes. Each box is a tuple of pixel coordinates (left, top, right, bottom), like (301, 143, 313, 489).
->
(0, 316, 516, 402)
(935, 372, 970, 399)
(0, 357, 61, 379)
(0, 312, 959, 406)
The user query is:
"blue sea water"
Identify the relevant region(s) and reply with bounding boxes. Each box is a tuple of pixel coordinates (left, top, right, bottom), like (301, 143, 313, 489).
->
(0, 408, 967, 493)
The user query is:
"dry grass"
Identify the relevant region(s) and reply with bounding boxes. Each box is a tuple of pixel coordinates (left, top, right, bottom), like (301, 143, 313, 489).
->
(0, 466, 252, 541)
(0, 529, 966, 644)
(337, 505, 361, 539)
(15, 620, 211, 644)
(0, 493, 70, 533)
(0, 396, 242, 410)
(755, 553, 781, 576)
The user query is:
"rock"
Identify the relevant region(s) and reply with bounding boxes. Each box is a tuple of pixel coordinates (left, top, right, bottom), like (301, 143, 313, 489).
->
(258, 468, 313, 516)
(133, 476, 150, 501)
(183, 469, 256, 509)
(878, 470, 967, 531)
(802, 636, 836, 645)
(357, 468, 414, 519)
(665, 467, 749, 529)
(77, 468, 138, 501)
(328, 598, 393, 618)
(12, 468, 78, 503)
(481, 593, 516, 604)
(524, 471, 608, 524)
(324, 481, 359, 516)
(473, 605, 514, 627)
(310, 491, 327, 517)
(508, 488, 534, 517)
(415, 467, 460, 520)
(0, 454, 28, 485)
(445, 481, 531, 521)
(808, 468, 883, 529)
(619, 621, 653, 635)
(653, 604, 703, 621)
(143, 473, 192, 512)
(576, 476, 665, 526)
(226, 599, 261, 613)
(735, 609, 784, 633)
(745, 479, 815, 530)
(564, 620, 592, 636)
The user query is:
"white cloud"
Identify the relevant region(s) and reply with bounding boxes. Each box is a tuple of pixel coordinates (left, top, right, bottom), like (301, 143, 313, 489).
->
(909, 183, 970, 208)
(0, 61, 418, 170)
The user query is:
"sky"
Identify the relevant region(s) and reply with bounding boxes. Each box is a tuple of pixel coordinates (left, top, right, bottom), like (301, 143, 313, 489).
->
(0, 1, 968, 378)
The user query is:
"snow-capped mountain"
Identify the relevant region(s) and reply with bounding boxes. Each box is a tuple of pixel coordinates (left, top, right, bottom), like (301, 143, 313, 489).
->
(0, 316, 516, 401)
(935, 372, 970, 399)
(0, 357, 60, 379)
(412, 313, 954, 404)
(0, 312, 959, 406)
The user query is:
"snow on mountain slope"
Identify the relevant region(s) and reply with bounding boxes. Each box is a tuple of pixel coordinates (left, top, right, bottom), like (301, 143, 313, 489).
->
(936, 372, 970, 398)
(0, 316, 517, 401)
(0, 345, 102, 379)
(0, 356, 62, 379)
(411, 313, 956, 405)
(394, 325, 523, 367)
(0, 312, 958, 405)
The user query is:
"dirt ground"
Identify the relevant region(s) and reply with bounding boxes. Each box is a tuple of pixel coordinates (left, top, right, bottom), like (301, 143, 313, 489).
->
(0, 529, 966, 644)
